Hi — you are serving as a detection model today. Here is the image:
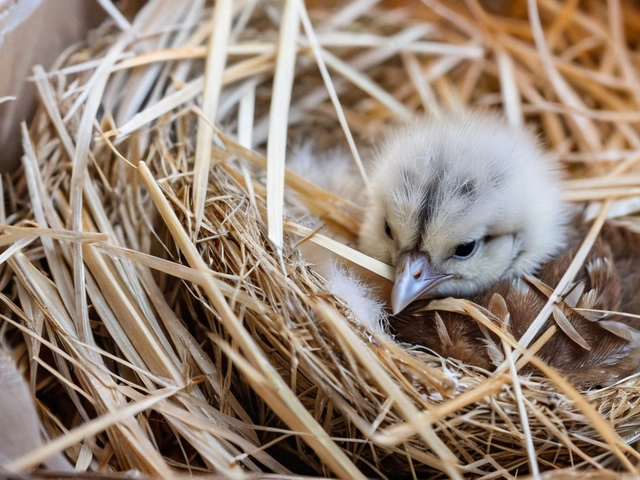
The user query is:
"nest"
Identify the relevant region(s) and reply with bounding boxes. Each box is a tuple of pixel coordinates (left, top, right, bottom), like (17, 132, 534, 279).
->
(4, 0, 640, 478)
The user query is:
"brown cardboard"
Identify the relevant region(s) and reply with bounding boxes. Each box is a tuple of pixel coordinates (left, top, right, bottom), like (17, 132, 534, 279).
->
(0, 0, 104, 173)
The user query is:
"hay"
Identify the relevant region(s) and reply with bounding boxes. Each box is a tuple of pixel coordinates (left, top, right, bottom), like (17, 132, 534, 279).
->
(4, 0, 640, 477)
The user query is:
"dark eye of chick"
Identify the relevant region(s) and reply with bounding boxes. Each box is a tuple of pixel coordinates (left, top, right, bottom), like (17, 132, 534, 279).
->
(453, 240, 477, 259)
(384, 220, 393, 239)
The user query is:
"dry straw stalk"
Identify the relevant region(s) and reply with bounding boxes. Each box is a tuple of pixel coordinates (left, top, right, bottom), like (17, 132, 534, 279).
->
(2, 0, 640, 478)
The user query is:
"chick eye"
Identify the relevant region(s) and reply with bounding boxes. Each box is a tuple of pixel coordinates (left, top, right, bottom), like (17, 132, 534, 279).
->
(453, 240, 477, 259)
(384, 220, 393, 239)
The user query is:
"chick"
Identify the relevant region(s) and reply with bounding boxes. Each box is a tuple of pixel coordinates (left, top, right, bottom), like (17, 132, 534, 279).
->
(359, 112, 567, 315)
(358, 111, 640, 387)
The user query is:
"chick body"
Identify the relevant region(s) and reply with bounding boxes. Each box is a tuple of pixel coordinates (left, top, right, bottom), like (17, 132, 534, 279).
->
(359, 111, 640, 387)
(392, 223, 640, 388)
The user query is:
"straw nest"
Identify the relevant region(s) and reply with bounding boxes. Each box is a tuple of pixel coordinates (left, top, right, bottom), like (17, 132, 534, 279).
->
(5, 0, 640, 478)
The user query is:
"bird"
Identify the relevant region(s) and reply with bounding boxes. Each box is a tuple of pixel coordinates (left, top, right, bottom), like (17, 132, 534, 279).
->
(358, 111, 640, 388)
(359, 111, 567, 315)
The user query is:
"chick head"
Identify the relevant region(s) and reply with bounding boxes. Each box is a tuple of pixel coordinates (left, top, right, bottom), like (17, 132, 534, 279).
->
(359, 112, 567, 314)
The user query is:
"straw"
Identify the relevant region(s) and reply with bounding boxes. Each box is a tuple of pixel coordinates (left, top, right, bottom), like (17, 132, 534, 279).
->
(3, 0, 640, 478)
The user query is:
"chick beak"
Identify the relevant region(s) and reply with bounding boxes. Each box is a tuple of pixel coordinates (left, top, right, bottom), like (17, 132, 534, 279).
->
(391, 251, 452, 315)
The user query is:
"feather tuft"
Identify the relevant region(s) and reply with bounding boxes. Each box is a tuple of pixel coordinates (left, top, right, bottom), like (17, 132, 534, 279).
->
(327, 263, 389, 336)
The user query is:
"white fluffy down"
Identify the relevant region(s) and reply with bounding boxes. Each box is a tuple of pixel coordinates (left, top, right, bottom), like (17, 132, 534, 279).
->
(327, 263, 389, 336)
(287, 142, 390, 334)
(287, 141, 366, 206)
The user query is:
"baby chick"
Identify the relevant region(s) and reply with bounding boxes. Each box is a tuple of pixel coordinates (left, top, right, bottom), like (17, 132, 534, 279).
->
(359, 111, 640, 387)
(359, 112, 567, 315)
